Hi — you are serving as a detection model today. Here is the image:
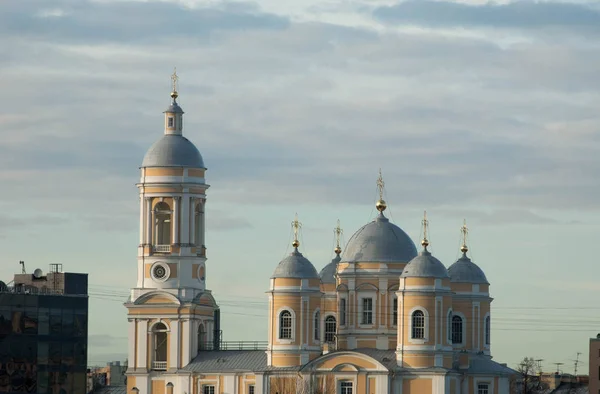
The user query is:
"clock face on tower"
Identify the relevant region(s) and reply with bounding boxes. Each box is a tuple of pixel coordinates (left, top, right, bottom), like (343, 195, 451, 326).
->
(151, 262, 170, 282)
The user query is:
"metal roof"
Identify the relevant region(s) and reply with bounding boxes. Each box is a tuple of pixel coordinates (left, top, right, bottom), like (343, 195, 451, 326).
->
(448, 254, 489, 284)
(318, 255, 341, 284)
(401, 249, 449, 279)
(271, 249, 319, 279)
(142, 134, 205, 168)
(184, 351, 300, 373)
(341, 213, 417, 263)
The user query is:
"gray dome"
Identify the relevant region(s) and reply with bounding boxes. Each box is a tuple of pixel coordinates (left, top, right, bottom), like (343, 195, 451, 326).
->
(272, 249, 319, 279)
(319, 255, 341, 284)
(142, 134, 205, 168)
(165, 103, 184, 114)
(448, 253, 489, 284)
(341, 213, 417, 263)
(401, 249, 449, 279)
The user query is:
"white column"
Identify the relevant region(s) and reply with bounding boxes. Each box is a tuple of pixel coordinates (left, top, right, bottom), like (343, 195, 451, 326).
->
(199, 199, 206, 247)
(145, 197, 152, 245)
(169, 320, 180, 369)
(137, 319, 149, 369)
(139, 196, 145, 245)
(181, 194, 190, 245)
(128, 319, 136, 369)
(182, 320, 191, 365)
(173, 197, 180, 244)
(190, 198, 196, 245)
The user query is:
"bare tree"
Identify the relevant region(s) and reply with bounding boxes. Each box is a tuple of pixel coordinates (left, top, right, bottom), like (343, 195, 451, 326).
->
(270, 374, 336, 394)
(513, 357, 547, 394)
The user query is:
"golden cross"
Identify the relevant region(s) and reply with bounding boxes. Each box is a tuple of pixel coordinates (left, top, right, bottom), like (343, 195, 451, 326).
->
(421, 210, 429, 246)
(291, 213, 302, 242)
(334, 219, 343, 248)
(461, 219, 469, 250)
(376, 168, 385, 200)
(171, 67, 179, 93)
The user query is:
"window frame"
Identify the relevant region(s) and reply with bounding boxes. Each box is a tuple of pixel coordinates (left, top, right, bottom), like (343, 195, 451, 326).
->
(248, 385, 255, 394)
(476, 382, 490, 394)
(202, 385, 215, 394)
(358, 295, 375, 327)
(484, 313, 491, 346)
(324, 315, 337, 343)
(276, 308, 295, 342)
(447, 309, 453, 344)
(313, 309, 320, 342)
(392, 296, 398, 327)
(451, 315, 463, 345)
(168, 117, 174, 128)
(339, 297, 347, 327)
(408, 307, 429, 343)
(339, 380, 353, 394)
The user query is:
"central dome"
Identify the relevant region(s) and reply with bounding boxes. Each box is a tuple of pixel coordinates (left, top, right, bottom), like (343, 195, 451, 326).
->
(142, 134, 205, 168)
(341, 213, 418, 263)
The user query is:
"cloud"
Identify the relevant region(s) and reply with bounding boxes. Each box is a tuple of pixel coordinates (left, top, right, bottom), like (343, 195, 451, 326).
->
(0, 0, 289, 45)
(373, 1, 600, 30)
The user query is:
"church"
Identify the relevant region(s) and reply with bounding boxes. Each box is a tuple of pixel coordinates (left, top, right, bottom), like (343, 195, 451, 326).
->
(124, 73, 516, 394)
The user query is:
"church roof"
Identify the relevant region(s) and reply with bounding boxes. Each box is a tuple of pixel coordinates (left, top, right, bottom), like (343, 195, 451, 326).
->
(271, 249, 319, 279)
(319, 255, 341, 284)
(401, 248, 449, 279)
(184, 350, 299, 373)
(142, 134, 205, 168)
(341, 213, 417, 263)
(448, 254, 489, 284)
(465, 355, 518, 375)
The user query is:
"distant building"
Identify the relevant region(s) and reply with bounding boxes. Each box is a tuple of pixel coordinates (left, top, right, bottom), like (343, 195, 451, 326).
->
(0, 264, 88, 393)
(590, 335, 600, 394)
(87, 361, 127, 393)
(124, 73, 517, 394)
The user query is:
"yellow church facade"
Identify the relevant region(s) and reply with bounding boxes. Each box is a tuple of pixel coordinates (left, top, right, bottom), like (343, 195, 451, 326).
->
(124, 74, 516, 394)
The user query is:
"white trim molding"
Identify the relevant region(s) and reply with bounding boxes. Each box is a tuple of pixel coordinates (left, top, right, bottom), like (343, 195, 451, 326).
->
(408, 306, 429, 345)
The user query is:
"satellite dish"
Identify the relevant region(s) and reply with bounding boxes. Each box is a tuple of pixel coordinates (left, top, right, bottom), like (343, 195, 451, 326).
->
(33, 269, 43, 278)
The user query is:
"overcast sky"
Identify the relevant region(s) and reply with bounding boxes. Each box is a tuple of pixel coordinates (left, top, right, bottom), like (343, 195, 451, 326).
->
(1, 0, 600, 372)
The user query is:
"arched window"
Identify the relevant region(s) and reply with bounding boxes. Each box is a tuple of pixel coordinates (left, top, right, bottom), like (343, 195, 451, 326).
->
(451, 315, 463, 344)
(411, 310, 425, 339)
(154, 202, 172, 246)
(314, 311, 320, 341)
(152, 322, 168, 367)
(194, 202, 203, 246)
(324, 316, 337, 343)
(447, 310, 453, 343)
(485, 315, 490, 345)
(198, 324, 206, 351)
(279, 311, 292, 339)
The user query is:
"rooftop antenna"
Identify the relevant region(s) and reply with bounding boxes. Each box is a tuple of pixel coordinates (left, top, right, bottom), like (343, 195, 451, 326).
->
(535, 359, 544, 374)
(19, 261, 25, 274)
(574, 352, 582, 375)
(553, 362, 563, 375)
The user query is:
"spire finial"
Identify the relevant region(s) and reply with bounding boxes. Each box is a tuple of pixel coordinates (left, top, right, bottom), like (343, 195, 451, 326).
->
(421, 210, 429, 249)
(291, 213, 302, 249)
(375, 168, 387, 212)
(334, 219, 343, 255)
(460, 219, 469, 254)
(170, 68, 179, 100)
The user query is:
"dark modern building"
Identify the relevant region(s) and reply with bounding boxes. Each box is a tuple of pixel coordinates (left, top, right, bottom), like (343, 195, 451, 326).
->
(0, 264, 88, 394)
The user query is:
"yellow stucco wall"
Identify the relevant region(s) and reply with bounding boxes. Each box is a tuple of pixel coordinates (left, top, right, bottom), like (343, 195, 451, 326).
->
(403, 378, 432, 394)
(152, 380, 166, 394)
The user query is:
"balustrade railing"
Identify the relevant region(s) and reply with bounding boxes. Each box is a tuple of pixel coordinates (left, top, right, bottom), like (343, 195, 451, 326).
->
(153, 245, 171, 253)
(152, 361, 167, 371)
(199, 341, 268, 351)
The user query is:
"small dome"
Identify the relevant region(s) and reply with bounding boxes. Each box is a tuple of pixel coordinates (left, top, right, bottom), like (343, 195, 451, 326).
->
(319, 255, 341, 284)
(272, 249, 319, 279)
(165, 102, 184, 114)
(342, 213, 417, 263)
(142, 135, 205, 168)
(448, 254, 489, 284)
(401, 249, 449, 279)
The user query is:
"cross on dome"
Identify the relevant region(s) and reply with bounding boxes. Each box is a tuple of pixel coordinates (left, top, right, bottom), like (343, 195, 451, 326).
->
(291, 213, 302, 248)
(170, 67, 179, 100)
(421, 210, 430, 249)
(460, 219, 469, 254)
(334, 219, 343, 255)
(375, 168, 387, 212)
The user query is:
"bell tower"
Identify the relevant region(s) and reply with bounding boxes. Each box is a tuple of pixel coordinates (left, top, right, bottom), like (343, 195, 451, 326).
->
(126, 71, 218, 394)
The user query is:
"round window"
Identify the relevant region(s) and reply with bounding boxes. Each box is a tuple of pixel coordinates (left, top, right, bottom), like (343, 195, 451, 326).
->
(153, 264, 167, 280)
